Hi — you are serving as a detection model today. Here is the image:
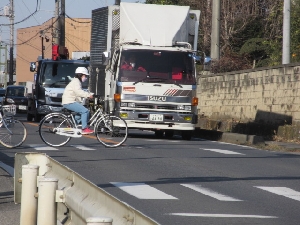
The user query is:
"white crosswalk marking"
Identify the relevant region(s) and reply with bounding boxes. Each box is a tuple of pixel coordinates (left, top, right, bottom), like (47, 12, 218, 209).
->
(200, 148, 244, 155)
(255, 186, 300, 201)
(29, 144, 58, 151)
(167, 213, 277, 218)
(71, 145, 96, 150)
(110, 182, 178, 199)
(181, 184, 242, 201)
(0, 161, 14, 176)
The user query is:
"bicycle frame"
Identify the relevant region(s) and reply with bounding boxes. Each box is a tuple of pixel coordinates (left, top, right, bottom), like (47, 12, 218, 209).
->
(50, 105, 110, 138)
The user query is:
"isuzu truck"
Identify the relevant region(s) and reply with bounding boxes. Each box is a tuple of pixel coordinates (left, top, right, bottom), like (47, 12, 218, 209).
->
(89, 2, 200, 139)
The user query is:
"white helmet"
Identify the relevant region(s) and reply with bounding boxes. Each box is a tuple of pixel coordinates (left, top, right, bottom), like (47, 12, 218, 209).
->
(75, 67, 89, 75)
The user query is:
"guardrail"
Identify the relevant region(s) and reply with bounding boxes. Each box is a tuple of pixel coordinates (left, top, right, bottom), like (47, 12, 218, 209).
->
(14, 152, 159, 225)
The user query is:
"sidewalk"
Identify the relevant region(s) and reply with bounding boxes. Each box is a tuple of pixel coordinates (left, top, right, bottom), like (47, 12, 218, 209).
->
(0, 167, 20, 225)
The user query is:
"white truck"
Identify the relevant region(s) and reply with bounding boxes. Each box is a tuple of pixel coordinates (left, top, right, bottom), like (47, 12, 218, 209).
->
(89, 2, 200, 140)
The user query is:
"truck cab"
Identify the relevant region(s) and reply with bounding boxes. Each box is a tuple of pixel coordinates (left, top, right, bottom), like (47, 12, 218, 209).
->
(28, 45, 89, 122)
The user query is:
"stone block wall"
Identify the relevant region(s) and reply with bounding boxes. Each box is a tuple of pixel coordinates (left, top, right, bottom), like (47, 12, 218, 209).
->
(197, 63, 300, 128)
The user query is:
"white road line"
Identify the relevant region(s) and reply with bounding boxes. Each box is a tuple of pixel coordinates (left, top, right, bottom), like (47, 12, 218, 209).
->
(110, 182, 178, 199)
(200, 148, 244, 155)
(71, 145, 95, 150)
(29, 144, 58, 151)
(0, 161, 14, 176)
(181, 184, 242, 201)
(255, 186, 300, 201)
(167, 213, 277, 218)
(146, 140, 163, 142)
(210, 140, 256, 149)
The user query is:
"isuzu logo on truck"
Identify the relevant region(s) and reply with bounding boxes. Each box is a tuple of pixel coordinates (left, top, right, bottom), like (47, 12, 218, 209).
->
(148, 96, 166, 102)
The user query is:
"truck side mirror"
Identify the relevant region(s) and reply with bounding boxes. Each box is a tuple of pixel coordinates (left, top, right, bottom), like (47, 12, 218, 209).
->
(102, 52, 110, 65)
(30, 62, 36, 72)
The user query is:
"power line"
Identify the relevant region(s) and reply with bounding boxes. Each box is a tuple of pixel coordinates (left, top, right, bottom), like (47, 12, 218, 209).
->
(65, 13, 91, 23)
(0, 0, 39, 26)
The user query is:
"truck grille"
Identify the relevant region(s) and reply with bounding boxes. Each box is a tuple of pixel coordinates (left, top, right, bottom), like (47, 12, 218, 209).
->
(134, 104, 176, 110)
(50, 97, 61, 103)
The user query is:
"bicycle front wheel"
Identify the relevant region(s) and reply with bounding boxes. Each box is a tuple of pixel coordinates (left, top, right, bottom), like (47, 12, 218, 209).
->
(95, 115, 128, 148)
(39, 114, 73, 147)
(0, 118, 27, 148)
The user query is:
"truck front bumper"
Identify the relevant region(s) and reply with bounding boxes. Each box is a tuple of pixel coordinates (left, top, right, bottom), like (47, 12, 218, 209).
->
(117, 110, 197, 130)
(37, 105, 64, 115)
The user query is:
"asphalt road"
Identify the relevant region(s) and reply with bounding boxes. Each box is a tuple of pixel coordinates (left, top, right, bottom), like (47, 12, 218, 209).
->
(1, 116, 300, 225)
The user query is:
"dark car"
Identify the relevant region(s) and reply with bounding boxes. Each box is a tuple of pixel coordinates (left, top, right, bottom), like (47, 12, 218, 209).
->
(3, 85, 28, 113)
(0, 88, 5, 104)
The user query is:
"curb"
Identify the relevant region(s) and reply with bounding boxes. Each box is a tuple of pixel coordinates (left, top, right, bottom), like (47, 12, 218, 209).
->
(194, 128, 265, 145)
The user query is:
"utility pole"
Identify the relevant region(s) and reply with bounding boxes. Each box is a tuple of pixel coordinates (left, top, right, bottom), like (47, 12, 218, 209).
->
(0, 44, 8, 87)
(53, 0, 65, 46)
(60, 0, 65, 47)
(282, 0, 290, 64)
(9, 0, 14, 85)
(54, 0, 60, 45)
(210, 0, 220, 61)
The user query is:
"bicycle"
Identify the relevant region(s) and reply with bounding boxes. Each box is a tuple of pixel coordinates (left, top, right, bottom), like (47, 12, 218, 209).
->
(38, 96, 128, 148)
(0, 104, 27, 148)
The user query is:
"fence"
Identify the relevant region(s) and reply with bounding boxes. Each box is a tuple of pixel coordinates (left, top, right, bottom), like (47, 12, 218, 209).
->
(15, 152, 159, 225)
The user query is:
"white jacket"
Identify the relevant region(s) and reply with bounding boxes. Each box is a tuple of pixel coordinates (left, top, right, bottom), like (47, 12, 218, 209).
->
(62, 78, 93, 105)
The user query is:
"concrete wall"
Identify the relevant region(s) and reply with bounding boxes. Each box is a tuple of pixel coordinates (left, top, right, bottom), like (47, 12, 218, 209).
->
(197, 63, 300, 126)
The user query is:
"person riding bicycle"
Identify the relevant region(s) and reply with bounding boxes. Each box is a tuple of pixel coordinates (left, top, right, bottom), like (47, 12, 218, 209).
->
(62, 67, 94, 134)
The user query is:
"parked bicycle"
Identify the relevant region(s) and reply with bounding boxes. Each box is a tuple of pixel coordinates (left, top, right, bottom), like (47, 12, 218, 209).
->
(0, 104, 27, 148)
(38, 96, 128, 147)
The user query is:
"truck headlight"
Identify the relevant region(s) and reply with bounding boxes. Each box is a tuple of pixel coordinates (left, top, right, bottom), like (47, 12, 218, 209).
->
(6, 98, 15, 104)
(177, 105, 191, 110)
(128, 102, 135, 107)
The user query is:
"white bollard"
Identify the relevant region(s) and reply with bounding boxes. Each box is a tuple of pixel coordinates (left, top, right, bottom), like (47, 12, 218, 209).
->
(20, 164, 39, 225)
(37, 178, 59, 225)
(86, 217, 113, 225)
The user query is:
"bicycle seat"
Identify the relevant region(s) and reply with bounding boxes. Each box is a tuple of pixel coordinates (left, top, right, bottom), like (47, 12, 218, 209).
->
(62, 108, 78, 116)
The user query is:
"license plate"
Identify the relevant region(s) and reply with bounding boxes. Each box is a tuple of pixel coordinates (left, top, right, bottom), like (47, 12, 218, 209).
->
(149, 114, 163, 121)
(19, 105, 27, 110)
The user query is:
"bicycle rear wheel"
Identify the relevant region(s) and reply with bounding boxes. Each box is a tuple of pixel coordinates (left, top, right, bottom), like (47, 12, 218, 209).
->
(39, 114, 73, 147)
(0, 118, 27, 148)
(95, 115, 128, 147)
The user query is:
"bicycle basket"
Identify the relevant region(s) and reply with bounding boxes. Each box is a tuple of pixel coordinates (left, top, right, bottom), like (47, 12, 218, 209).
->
(2, 105, 17, 116)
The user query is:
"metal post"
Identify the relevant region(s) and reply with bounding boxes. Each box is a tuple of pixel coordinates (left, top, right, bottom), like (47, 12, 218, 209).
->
(210, 0, 220, 61)
(9, 0, 14, 85)
(20, 165, 39, 225)
(86, 217, 113, 225)
(282, 0, 290, 64)
(60, 0, 65, 47)
(37, 178, 58, 225)
(54, 0, 60, 45)
(41, 36, 44, 59)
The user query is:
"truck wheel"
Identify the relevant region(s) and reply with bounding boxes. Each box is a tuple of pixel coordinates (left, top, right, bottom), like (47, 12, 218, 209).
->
(27, 113, 33, 122)
(34, 114, 42, 122)
(182, 131, 193, 140)
(154, 130, 164, 139)
(165, 130, 174, 139)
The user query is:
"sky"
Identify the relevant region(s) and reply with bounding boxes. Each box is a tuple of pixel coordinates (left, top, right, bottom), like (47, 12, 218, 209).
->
(0, 0, 145, 46)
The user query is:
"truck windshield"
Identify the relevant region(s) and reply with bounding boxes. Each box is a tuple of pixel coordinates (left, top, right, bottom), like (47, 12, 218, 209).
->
(118, 50, 196, 85)
(40, 62, 89, 88)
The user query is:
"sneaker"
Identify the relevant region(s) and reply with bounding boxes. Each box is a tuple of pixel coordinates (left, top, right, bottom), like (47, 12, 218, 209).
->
(82, 127, 94, 135)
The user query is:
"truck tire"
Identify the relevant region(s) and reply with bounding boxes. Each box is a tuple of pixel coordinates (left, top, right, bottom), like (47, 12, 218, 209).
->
(27, 113, 33, 122)
(34, 113, 42, 122)
(182, 131, 193, 140)
(165, 130, 174, 139)
(154, 130, 164, 138)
